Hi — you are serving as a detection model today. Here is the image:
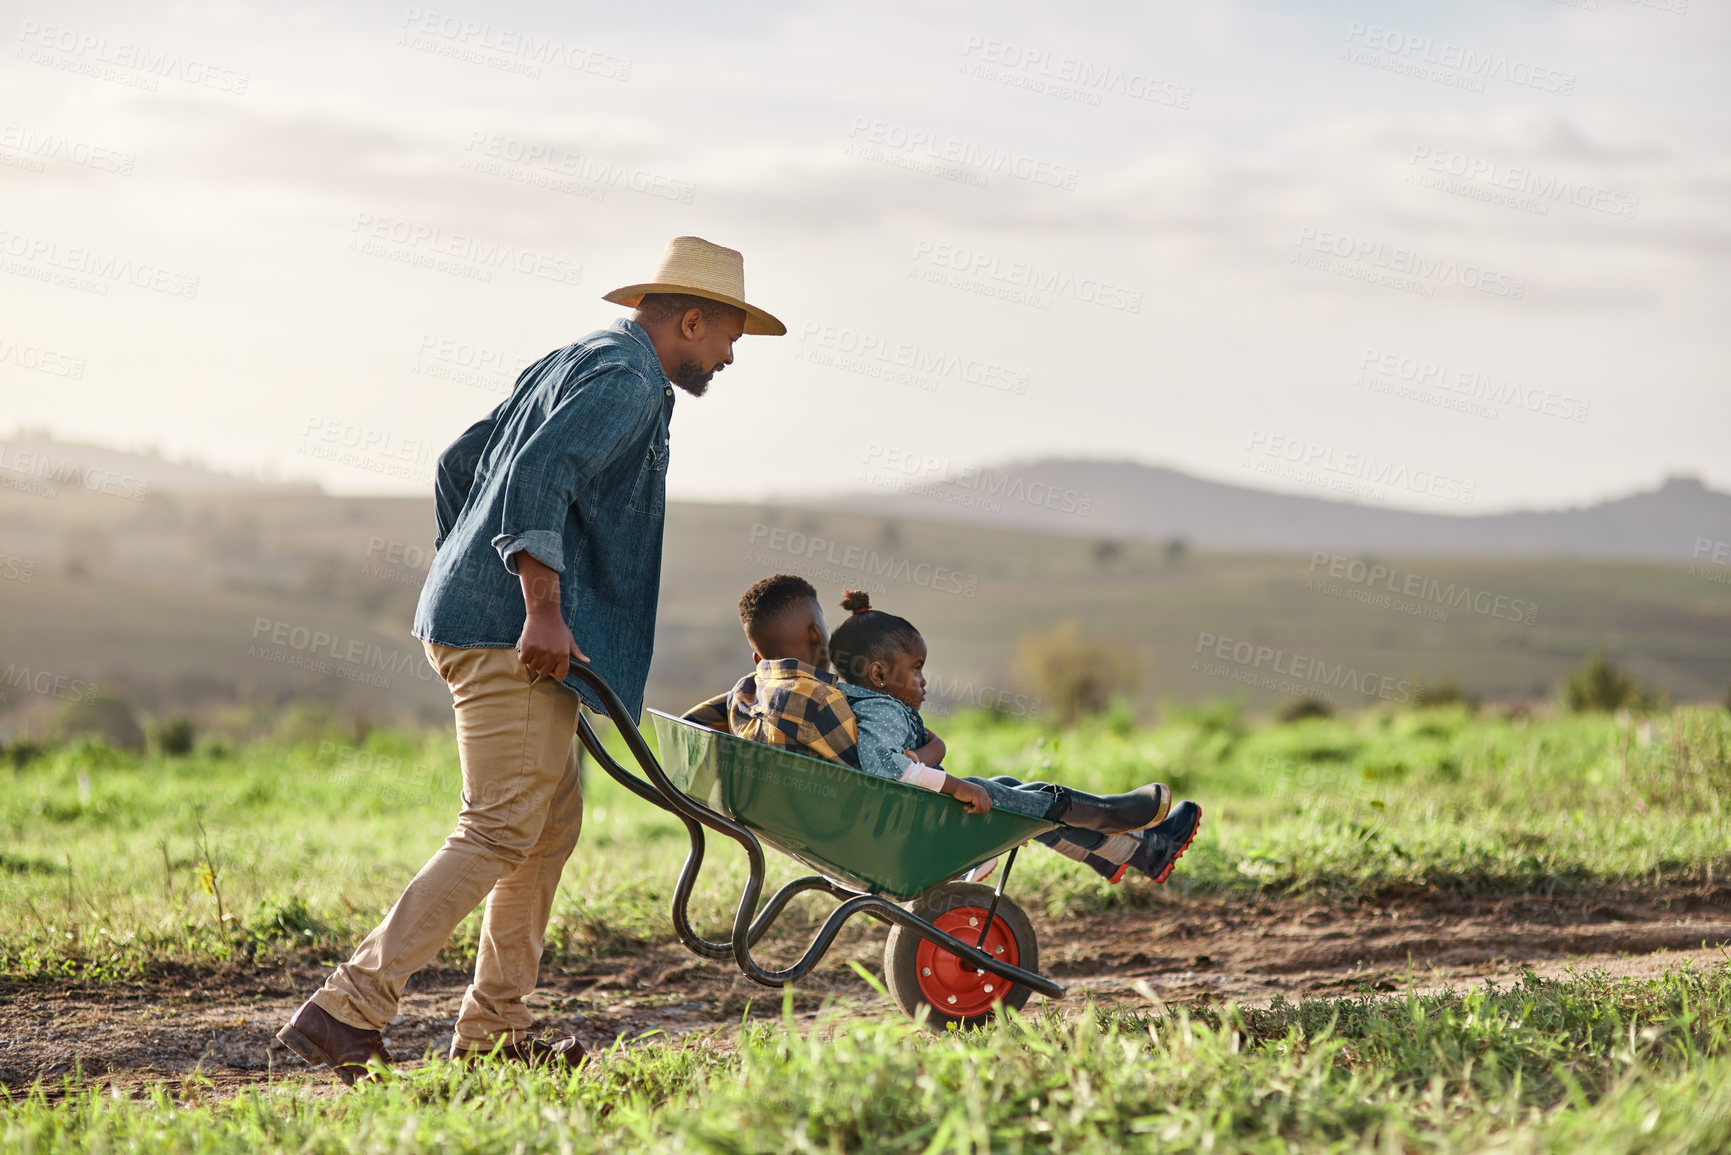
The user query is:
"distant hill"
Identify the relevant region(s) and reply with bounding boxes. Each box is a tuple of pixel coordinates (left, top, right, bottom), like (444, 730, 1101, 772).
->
(0, 430, 318, 496)
(3, 437, 1728, 734)
(3, 486, 1729, 734)
(823, 459, 1731, 561)
(11, 432, 1724, 562)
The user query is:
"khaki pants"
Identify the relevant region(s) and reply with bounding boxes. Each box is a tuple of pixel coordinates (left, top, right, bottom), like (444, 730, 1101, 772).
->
(312, 643, 583, 1048)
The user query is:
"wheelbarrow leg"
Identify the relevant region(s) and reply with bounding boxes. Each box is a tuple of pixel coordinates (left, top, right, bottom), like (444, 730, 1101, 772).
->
(976, 846, 1019, 949)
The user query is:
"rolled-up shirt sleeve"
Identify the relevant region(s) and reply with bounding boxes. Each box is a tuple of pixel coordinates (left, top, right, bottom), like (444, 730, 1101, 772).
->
(491, 365, 658, 575)
(899, 761, 948, 792)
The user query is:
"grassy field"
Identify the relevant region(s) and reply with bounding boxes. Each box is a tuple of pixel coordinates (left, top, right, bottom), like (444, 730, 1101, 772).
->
(5, 969, 1731, 1152)
(2, 704, 1727, 982)
(3, 704, 1729, 1150)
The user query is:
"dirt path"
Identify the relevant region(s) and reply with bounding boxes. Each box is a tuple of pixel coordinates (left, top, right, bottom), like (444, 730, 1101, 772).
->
(5, 888, 1730, 1098)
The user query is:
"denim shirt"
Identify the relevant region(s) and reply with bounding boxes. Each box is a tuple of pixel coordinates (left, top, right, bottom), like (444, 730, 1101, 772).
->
(412, 319, 673, 720)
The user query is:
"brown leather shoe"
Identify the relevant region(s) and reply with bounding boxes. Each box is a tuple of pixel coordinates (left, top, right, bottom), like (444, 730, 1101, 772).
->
(277, 1000, 392, 1085)
(449, 1034, 587, 1070)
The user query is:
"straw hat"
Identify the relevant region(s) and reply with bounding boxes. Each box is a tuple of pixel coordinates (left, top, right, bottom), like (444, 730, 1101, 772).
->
(603, 236, 786, 336)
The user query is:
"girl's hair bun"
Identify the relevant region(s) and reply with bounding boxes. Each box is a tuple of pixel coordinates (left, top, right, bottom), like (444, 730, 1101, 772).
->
(840, 589, 873, 614)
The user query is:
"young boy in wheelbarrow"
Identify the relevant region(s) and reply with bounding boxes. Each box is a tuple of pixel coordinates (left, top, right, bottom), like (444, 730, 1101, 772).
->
(684, 574, 1202, 884)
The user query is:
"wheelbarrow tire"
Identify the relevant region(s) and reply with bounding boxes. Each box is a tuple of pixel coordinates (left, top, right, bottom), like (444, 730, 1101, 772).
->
(883, 881, 1038, 1031)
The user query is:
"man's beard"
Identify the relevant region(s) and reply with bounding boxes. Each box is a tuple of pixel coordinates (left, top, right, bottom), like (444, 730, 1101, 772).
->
(671, 359, 720, 396)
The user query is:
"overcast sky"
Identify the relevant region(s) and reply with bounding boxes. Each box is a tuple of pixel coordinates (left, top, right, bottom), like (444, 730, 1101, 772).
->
(2, 0, 1725, 514)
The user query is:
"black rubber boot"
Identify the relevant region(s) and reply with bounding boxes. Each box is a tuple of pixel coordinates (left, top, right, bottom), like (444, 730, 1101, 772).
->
(1126, 802, 1203, 883)
(1051, 784, 1172, 835)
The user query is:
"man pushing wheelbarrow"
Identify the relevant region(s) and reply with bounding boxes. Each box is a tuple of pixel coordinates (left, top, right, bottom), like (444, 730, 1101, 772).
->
(277, 236, 784, 1083)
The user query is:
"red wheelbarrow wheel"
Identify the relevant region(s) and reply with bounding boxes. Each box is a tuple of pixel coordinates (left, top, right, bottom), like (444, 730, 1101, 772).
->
(884, 882, 1039, 1030)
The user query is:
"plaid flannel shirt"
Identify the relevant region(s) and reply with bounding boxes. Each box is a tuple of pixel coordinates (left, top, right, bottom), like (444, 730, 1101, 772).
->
(685, 659, 861, 769)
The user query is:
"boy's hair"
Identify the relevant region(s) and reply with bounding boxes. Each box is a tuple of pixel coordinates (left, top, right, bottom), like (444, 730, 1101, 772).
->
(828, 589, 922, 685)
(738, 573, 819, 633)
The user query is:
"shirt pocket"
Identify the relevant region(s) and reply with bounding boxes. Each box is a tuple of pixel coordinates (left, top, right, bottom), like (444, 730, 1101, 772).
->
(626, 435, 669, 516)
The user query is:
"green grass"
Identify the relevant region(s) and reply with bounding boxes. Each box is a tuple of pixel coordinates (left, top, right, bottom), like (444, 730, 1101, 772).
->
(947, 701, 1731, 913)
(5, 705, 1731, 1150)
(6, 967, 1731, 1152)
(1, 704, 1726, 983)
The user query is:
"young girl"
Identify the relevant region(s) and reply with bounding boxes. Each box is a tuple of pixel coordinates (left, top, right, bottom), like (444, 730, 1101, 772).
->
(827, 590, 1202, 883)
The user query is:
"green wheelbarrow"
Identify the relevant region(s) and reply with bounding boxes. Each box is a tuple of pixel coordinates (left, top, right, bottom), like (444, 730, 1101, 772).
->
(567, 665, 1066, 1030)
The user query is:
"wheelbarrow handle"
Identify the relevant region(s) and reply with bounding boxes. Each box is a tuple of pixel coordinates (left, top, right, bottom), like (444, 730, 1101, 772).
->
(568, 666, 775, 971)
(576, 713, 730, 961)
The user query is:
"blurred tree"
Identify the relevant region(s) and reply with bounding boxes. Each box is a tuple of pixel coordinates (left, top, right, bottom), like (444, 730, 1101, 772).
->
(271, 701, 347, 747)
(6, 740, 46, 771)
(1014, 620, 1140, 726)
(1277, 696, 1335, 723)
(155, 716, 197, 756)
(1163, 537, 1188, 566)
(1413, 679, 1477, 711)
(50, 692, 146, 752)
(1563, 651, 1658, 713)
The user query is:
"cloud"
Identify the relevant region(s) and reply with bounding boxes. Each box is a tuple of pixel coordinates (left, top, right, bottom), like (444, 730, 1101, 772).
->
(2, 0, 1727, 507)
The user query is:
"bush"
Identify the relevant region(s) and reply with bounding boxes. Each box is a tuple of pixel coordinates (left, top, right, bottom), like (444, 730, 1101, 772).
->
(5, 740, 47, 770)
(68, 737, 129, 772)
(1277, 696, 1335, 723)
(1563, 651, 1658, 713)
(271, 702, 348, 746)
(1014, 620, 1141, 726)
(1414, 679, 1477, 711)
(49, 692, 145, 752)
(155, 716, 197, 756)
